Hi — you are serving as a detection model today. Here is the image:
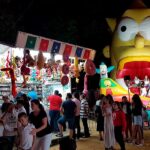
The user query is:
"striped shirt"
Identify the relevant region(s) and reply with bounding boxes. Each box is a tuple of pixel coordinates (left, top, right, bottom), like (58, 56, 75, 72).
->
(80, 99, 89, 118)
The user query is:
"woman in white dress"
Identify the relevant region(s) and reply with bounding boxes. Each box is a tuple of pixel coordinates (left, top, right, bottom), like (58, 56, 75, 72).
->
(102, 96, 115, 150)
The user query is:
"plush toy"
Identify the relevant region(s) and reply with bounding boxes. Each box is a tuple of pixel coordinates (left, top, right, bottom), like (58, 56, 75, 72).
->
(1, 68, 17, 97)
(37, 51, 45, 70)
(21, 49, 35, 87)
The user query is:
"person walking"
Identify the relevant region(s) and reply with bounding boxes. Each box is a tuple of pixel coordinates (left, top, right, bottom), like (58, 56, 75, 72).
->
(102, 96, 115, 150)
(113, 102, 126, 150)
(29, 100, 52, 150)
(121, 96, 132, 142)
(48, 90, 62, 132)
(80, 93, 90, 138)
(57, 93, 76, 139)
(72, 92, 81, 139)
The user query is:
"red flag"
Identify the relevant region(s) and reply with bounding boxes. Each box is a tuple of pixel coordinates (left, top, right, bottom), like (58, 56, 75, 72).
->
(39, 39, 49, 51)
(83, 49, 90, 59)
(63, 44, 72, 56)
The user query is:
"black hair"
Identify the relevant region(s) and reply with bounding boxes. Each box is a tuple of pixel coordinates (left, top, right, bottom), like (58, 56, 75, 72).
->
(17, 100, 24, 105)
(58, 93, 62, 98)
(122, 96, 127, 99)
(106, 94, 114, 105)
(54, 90, 59, 95)
(66, 93, 72, 99)
(73, 92, 79, 99)
(113, 101, 122, 110)
(132, 94, 143, 107)
(31, 100, 45, 112)
(18, 112, 28, 119)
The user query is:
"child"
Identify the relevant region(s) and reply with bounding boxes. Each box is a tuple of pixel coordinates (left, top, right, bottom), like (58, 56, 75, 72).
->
(15, 99, 27, 115)
(18, 112, 36, 150)
(113, 102, 126, 150)
(0, 103, 18, 150)
(102, 96, 115, 150)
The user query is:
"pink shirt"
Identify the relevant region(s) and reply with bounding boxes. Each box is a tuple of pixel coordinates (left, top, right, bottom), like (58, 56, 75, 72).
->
(48, 95, 62, 111)
(73, 98, 81, 116)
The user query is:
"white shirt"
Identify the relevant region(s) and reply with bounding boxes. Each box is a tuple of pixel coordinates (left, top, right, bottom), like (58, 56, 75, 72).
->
(3, 109, 18, 136)
(15, 106, 26, 115)
(73, 98, 81, 116)
(18, 123, 35, 149)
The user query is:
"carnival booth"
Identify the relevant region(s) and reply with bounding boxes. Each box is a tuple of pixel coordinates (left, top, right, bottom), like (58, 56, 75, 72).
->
(0, 31, 96, 106)
(100, 0, 150, 107)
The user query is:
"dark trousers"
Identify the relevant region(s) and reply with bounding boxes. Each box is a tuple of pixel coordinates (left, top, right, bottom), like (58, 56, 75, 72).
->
(49, 110, 60, 132)
(4, 136, 16, 150)
(73, 116, 81, 139)
(114, 126, 126, 150)
(82, 118, 90, 136)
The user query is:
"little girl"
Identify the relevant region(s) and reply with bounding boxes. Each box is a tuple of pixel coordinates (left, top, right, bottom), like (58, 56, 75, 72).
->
(102, 96, 115, 150)
(113, 102, 126, 150)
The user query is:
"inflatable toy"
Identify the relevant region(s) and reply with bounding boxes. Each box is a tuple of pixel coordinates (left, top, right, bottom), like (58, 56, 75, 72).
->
(102, 0, 150, 106)
(96, 62, 114, 79)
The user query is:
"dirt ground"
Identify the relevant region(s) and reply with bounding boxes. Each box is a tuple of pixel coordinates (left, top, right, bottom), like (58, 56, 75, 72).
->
(51, 128, 150, 150)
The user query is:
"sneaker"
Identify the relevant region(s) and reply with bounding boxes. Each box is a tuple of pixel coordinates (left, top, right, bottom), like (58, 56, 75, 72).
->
(135, 143, 143, 147)
(56, 133, 63, 138)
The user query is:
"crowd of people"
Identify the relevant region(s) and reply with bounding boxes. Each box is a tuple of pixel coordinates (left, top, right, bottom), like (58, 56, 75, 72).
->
(95, 94, 150, 150)
(0, 89, 150, 150)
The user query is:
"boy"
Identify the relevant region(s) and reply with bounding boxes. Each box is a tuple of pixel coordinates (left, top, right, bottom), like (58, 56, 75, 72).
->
(18, 112, 36, 150)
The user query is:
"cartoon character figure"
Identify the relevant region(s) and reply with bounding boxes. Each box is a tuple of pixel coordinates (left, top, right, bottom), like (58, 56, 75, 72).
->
(104, 80, 113, 95)
(96, 62, 115, 79)
(102, 0, 150, 101)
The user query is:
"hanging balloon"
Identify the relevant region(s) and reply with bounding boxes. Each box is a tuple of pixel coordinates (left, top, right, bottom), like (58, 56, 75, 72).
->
(62, 64, 69, 74)
(63, 54, 69, 62)
(84, 59, 96, 76)
(61, 75, 69, 86)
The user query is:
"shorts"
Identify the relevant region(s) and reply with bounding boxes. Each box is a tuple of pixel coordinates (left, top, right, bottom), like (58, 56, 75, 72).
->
(133, 115, 143, 126)
(58, 116, 75, 130)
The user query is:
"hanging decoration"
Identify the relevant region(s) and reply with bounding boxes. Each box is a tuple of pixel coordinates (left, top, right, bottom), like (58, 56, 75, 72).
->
(84, 59, 96, 76)
(37, 51, 45, 70)
(1, 68, 17, 97)
(16, 31, 96, 60)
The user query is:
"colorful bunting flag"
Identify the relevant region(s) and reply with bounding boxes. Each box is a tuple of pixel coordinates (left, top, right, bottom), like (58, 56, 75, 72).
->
(83, 49, 90, 59)
(63, 44, 72, 56)
(75, 47, 83, 57)
(25, 35, 37, 49)
(51, 41, 61, 53)
(39, 39, 49, 51)
(16, 31, 96, 60)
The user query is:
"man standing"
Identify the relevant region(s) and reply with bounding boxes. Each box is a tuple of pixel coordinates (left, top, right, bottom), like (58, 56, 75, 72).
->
(48, 90, 62, 132)
(72, 92, 81, 139)
(57, 93, 76, 138)
(80, 93, 90, 138)
(121, 96, 132, 142)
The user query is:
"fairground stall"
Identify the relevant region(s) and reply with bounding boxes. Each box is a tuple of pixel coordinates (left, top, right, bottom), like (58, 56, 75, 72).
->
(0, 31, 96, 106)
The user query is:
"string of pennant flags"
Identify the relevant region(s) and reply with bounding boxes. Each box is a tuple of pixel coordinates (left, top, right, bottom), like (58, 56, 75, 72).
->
(16, 31, 96, 60)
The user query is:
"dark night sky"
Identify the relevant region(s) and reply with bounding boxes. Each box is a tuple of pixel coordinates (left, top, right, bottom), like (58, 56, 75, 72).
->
(0, 0, 150, 66)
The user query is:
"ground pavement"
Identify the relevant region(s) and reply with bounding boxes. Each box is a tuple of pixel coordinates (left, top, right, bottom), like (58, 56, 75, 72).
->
(51, 128, 150, 150)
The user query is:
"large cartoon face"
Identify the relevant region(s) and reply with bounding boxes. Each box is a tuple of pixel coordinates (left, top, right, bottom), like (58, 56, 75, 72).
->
(111, 9, 150, 80)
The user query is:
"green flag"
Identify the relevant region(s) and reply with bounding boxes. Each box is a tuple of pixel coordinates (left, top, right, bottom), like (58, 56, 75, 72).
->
(25, 35, 37, 49)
